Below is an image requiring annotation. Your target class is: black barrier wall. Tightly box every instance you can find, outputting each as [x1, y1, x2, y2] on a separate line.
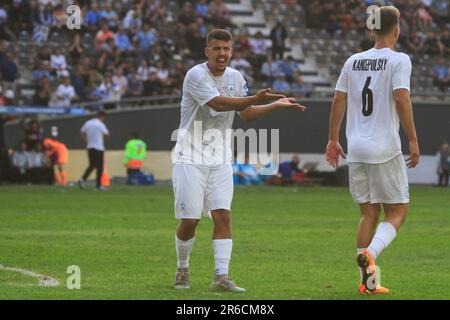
[4, 101, 450, 155]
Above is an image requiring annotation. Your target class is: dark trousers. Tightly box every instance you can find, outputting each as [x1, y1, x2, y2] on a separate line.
[438, 169, 449, 187]
[82, 148, 104, 188]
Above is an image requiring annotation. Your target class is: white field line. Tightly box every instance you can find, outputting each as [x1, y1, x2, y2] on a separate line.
[0, 264, 60, 287]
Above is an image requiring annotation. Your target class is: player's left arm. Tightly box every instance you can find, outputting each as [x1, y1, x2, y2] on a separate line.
[394, 89, 420, 168]
[392, 54, 419, 168]
[238, 98, 306, 122]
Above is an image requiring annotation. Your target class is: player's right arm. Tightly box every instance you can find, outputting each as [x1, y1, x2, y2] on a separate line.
[207, 88, 286, 112]
[326, 90, 347, 168]
[326, 58, 349, 168]
[393, 89, 420, 168]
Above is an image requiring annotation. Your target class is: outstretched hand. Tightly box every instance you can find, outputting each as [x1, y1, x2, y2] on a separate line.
[326, 140, 346, 168]
[273, 97, 306, 111]
[255, 88, 286, 102]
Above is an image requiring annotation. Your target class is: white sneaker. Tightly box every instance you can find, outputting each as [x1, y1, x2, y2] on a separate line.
[96, 186, 107, 191]
[211, 274, 245, 293]
[174, 268, 190, 289]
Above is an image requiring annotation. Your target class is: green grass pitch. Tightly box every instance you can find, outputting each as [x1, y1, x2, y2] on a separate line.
[0, 185, 449, 300]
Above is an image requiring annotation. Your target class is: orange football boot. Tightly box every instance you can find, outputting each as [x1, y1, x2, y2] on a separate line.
[357, 249, 390, 294]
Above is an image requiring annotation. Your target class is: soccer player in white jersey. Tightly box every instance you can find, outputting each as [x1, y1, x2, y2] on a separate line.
[172, 29, 306, 292]
[326, 6, 420, 294]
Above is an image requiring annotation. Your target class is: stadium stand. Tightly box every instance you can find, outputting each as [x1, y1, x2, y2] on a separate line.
[0, 0, 448, 112]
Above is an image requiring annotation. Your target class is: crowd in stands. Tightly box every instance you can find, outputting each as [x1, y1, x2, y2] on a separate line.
[298, 0, 449, 92]
[0, 0, 319, 109]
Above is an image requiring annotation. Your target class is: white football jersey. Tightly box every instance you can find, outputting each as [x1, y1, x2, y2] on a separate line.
[335, 47, 412, 164]
[172, 62, 248, 167]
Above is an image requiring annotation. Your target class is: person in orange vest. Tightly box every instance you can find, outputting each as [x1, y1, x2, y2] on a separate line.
[123, 131, 147, 180]
[42, 138, 69, 186]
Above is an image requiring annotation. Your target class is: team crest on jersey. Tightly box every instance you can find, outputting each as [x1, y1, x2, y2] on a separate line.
[228, 85, 234, 93]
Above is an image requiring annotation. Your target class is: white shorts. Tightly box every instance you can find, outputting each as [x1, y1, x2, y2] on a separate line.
[349, 155, 409, 204]
[172, 163, 234, 219]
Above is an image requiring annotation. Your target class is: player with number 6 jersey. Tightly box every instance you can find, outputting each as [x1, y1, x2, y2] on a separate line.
[326, 5, 420, 294]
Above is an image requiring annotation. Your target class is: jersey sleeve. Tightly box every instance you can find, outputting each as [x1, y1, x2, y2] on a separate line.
[335, 60, 349, 93]
[392, 54, 412, 92]
[185, 70, 220, 106]
[80, 123, 86, 133]
[238, 71, 249, 97]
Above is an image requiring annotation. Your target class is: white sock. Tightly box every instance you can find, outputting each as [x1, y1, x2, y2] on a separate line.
[212, 239, 232, 276]
[368, 222, 397, 260]
[175, 235, 195, 269]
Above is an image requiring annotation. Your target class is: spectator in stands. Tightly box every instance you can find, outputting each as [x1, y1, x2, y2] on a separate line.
[208, 0, 232, 28]
[270, 20, 287, 60]
[85, 2, 102, 33]
[33, 76, 52, 106]
[51, 70, 77, 107]
[423, 31, 442, 55]
[67, 33, 85, 64]
[155, 61, 172, 93]
[234, 31, 251, 58]
[32, 60, 51, 83]
[428, 0, 449, 28]
[115, 25, 133, 54]
[0, 5, 15, 41]
[11, 140, 29, 182]
[95, 20, 115, 51]
[0, 52, 19, 94]
[143, 69, 162, 96]
[432, 57, 449, 92]
[126, 69, 143, 97]
[70, 65, 87, 102]
[291, 72, 310, 98]
[405, 31, 424, 56]
[122, 7, 142, 37]
[261, 56, 280, 85]
[37, 44, 52, 63]
[36, 3, 54, 42]
[440, 30, 450, 55]
[135, 23, 157, 55]
[112, 67, 128, 99]
[50, 48, 67, 78]
[178, 2, 197, 27]
[100, 2, 119, 31]
[273, 74, 291, 94]
[249, 31, 267, 77]
[437, 142, 449, 187]
[195, 0, 209, 20]
[280, 56, 299, 83]
[230, 51, 252, 74]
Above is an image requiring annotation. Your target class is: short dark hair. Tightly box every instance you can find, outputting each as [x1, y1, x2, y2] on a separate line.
[206, 29, 233, 46]
[97, 110, 106, 118]
[131, 131, 139, 139]
[374, 6, 400, 37]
